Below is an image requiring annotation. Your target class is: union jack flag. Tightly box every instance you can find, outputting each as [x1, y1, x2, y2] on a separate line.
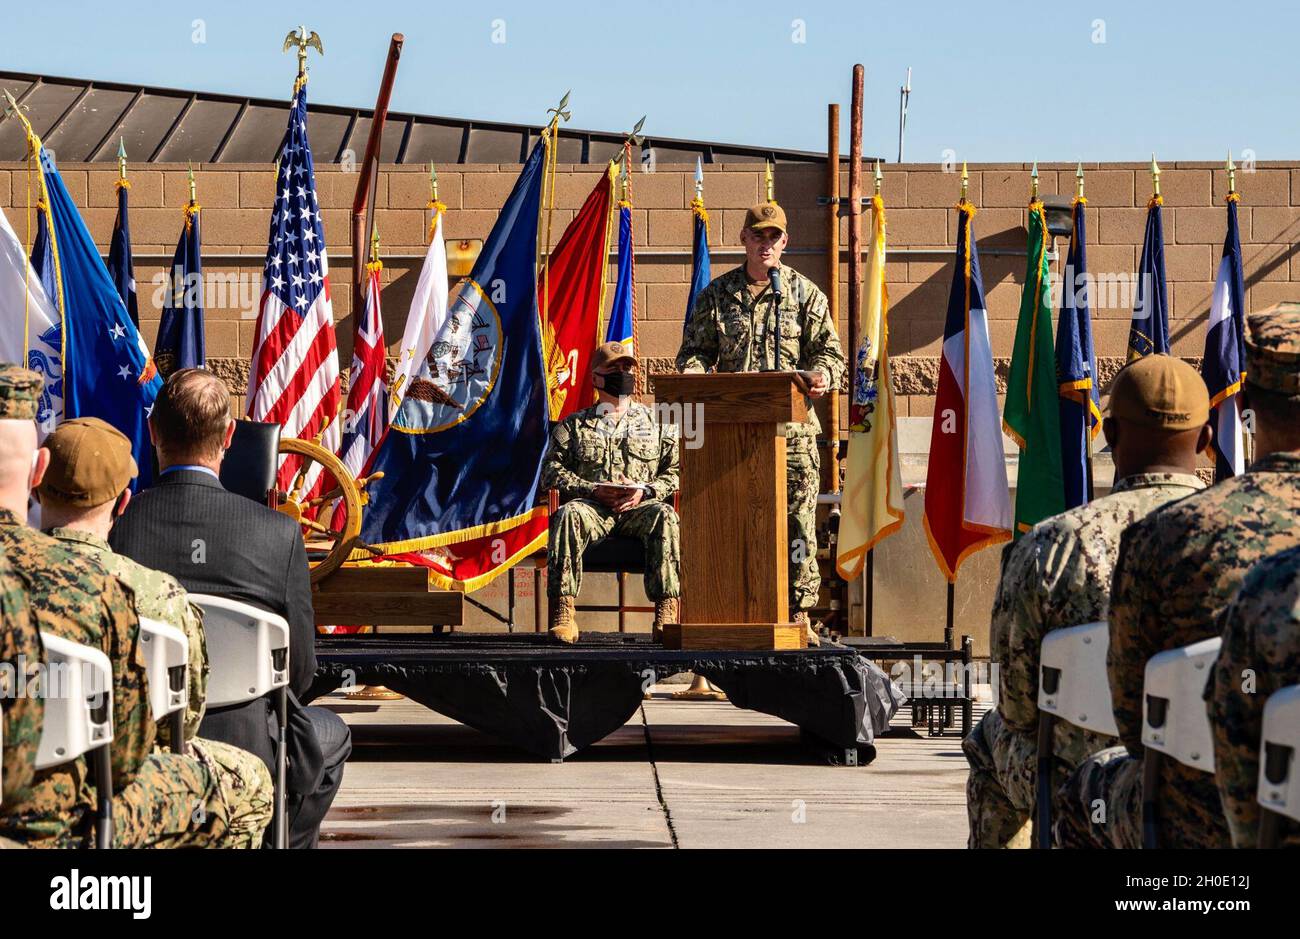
[340, 261, 387, 479]
[246, 79, 341, 499]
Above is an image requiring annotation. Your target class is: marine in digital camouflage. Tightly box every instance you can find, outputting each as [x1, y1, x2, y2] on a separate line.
[1053, 744, 1143, 849]
[47, 526, 272, 847]
[0, 548, 41, 809]
[963, 473, 1204, 848]
[1209, 544, 1300, 849]
[675, 264, 846, 612]
[542, 400, 681, 601]
[1058, 450, 1300, 849]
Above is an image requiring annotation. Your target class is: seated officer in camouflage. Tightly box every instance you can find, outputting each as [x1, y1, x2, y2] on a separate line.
[1211, 545, 1300, 848]
[542, 341, 680, 643]
[963, 355, 1209, 848]
[1057, 305, 1300, 849]
[1, 548, 38, 848]
[675, 201, 846, 644]
[0, 364, 250, 848]
[37, 416, 273, 849]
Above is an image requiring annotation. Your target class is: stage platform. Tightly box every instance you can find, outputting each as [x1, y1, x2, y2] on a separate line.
[306, 633, 904, 763]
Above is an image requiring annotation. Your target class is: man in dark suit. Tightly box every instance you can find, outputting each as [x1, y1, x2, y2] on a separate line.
[110, 368, 350, 848]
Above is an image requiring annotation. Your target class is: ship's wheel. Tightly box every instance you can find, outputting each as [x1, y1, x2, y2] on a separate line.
[274, 433, 382, 583]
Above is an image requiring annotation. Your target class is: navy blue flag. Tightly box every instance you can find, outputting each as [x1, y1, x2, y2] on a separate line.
[1056, 198, 1101, 509]
[29, 206, 59, 310]
[107, 182, 140, 327]
[38, 148, 160, 488]
[360, 138, 549, 552]
[154, 204, 205, 377]
[1201, 194, 1247, 480]
[1127, 198, 1170, 359]
[684, 192, 710, 334]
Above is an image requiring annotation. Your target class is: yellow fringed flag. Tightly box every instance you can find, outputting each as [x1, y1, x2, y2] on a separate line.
[836, 193, 904, 579]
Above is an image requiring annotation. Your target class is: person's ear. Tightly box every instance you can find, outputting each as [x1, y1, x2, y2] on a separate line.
[114, 488, 132, 518]
[1196, 421, 1214, 455]
[1101, 417, 1117, 451]
[222, 418, 236, 450]
[30, 447, 49, 491]
[147, 416, 159, 447]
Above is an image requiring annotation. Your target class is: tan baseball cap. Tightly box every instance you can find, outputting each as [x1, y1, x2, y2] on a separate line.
[38, 417, 138, 507]
[591, 340, 636, 371]
[1108, 354, 1210, 431]
[743, 201, 787, 233]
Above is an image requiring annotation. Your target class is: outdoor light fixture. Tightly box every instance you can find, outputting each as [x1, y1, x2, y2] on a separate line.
[1041, 195, 1074, 237]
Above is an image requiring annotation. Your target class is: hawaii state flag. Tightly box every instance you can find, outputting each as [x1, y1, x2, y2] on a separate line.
[540, 164, 614, 420]
[1201, 191, 1247, 480]
[358, 138, 551, 591]
[1056, 196, 1101, 509]
[339, 259, 387, 480]
[836, 192, 903, 579]
[1128, 195, 1170, 360]
[923, 200, 1012, 581]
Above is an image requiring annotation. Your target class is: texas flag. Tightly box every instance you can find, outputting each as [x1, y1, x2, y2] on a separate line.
[922, 200, 1012, 581]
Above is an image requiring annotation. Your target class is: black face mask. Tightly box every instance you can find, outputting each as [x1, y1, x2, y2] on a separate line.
[599, 370, 635, 397]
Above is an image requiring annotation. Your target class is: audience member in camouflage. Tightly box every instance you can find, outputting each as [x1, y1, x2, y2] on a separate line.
[1058, 308, 1300, 849]
[964, 355, 1209, 848]
[543, 342, 680, 642]
[1209, 545, 1300, 848]
[675, 202, 846, 626]
[0, 549, 40, 809]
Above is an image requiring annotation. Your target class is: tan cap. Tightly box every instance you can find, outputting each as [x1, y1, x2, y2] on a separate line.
[1108, 354, 1210, 431]
[742, 201, 787, 233]
[591, 340, 635, 371]
[38, 417, 138, 507]
[1245, 302, 1300, 395]
[0, 363, 43, 421]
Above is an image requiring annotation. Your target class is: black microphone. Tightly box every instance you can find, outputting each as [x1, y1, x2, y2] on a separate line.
[768, 267, 783, 371]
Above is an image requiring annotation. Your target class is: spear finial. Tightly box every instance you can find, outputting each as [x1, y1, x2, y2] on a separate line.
[960, 161, 969, 202]
[1076, 162, 1085, 199]
[370, 219, 380, 263]
[429, 162, 438, 203]
[1150, 153, 1161, 198]
[874, 159, 882, 196]
[1226, 149, 1236, 195]
[1030, 161, 1039, 200]
[694, 156, 704, 200]
[118, 138, 128, 183]
[187, 160, 197, 203]
[546, 90, 572, 131]
[765, 160, 775, 202]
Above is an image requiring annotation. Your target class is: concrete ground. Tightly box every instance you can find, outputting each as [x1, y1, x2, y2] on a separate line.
[318, 686, 983, 849]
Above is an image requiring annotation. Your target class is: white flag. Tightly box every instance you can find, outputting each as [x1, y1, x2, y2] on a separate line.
[0, 204, 63, 436]
[390, 208, 449, 419]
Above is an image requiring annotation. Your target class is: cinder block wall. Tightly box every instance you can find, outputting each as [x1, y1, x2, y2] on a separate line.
[2, 160, 1296, 641]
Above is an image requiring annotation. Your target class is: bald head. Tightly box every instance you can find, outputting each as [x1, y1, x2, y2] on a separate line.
[0, 419, 47, 521]
[149, 368, 235, 469]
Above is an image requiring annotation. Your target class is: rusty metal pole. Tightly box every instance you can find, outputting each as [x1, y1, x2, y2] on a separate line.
[351, 33, 404, 302]
[847, 66, 867, 635]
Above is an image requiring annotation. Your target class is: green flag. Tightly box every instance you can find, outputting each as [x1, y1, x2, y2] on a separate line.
[1004, 200, 1065, 534]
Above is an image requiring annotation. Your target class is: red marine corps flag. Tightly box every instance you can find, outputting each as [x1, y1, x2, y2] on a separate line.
[923, 177, 1012, 581]
[246, 65, 342, 503]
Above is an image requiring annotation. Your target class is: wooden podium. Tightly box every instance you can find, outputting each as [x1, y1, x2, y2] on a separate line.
[652, 372, 808, 650]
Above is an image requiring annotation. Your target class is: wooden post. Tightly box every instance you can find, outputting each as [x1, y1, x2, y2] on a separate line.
[351, 33, 403, 302]
[945, 581, 955, 650]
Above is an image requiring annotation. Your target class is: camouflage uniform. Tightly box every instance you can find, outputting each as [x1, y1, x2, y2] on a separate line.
[964, 473, 1204, 848]
[1055, 452, 1300, 849]
[0, 510, 240, 848]
[676, 264, 846, 612]
[1, 549, 40, 810]
[1210, 545, 1300, 848]
[542, 401, 680, 600]
[47, 526, 273, 849]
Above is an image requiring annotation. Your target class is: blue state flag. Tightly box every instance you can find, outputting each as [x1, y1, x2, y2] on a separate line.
[1127, 197, 1170, 359]
[1056, 198, 1101, 509]
[604, 203, 634, 350]
[39, 148, 161, 488]
[154, 204, 205, 376]
[684, 191, 710, 334]
[360, 138, 549, 551]
[107, 180, 140, 328]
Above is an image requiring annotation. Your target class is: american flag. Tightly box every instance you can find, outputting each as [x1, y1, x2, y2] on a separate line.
[247, 80, 341, 498]
[340, 260, 387, 479]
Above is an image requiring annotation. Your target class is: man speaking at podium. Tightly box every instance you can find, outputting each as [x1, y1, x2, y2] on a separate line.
[675, 202, 846, 644]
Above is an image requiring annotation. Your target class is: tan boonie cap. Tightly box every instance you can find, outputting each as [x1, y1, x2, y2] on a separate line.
[743, 201, 787, 233]
[0, 363, 42, 421]
[1245, 302, 1300, 395]
[38, 417, 138, 507]
[1108, 354, 1209, 431]
[591, 340, 635, 371]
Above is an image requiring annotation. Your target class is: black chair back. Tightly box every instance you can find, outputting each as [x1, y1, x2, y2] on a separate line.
[219, 420, 282, 505]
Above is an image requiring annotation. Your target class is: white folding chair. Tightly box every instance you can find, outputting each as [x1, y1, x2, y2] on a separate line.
[1258, 684, 1300, 849]
[1140, 636, 1221, 848]
[189, 594, 290, 849]
[35, 632, 114, 848]
[1033, 621, 1119, 848]
[138, 617, 189, 751]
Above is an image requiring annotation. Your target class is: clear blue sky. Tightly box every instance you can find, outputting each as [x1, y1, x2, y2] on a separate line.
[3, 0, 1296, 161]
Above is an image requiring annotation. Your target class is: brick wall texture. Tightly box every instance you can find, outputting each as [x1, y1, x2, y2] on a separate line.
[2, 159, 1298, 421]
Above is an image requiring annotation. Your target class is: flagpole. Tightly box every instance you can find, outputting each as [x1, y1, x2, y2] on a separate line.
[352, 33, 403, 306]
[1077, 163, 1095, 502]
[847, 66, 866, 635]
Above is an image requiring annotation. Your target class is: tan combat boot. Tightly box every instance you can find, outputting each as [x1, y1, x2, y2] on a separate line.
[549, 595, 579, 644]
[793, 611, 820, 647]
[652, 597, 679, 643]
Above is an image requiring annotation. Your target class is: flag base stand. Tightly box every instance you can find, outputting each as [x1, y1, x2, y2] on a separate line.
[662, 623, 807, 651]
[672, 674, 728, 701]
[345, 685, 403, 700]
